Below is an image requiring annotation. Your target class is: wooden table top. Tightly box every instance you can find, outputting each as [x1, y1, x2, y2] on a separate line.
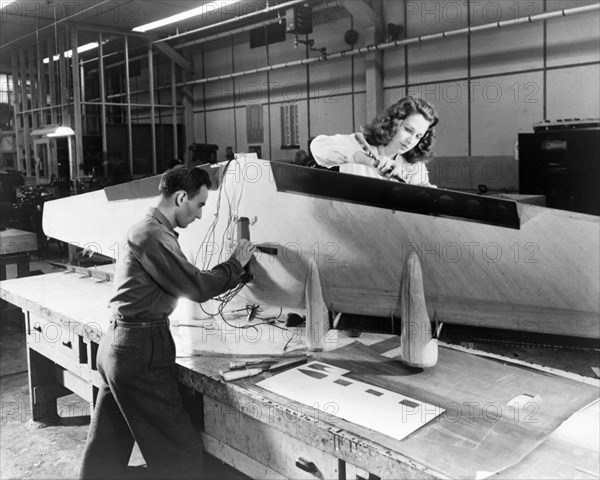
[1, 272, 598, 480]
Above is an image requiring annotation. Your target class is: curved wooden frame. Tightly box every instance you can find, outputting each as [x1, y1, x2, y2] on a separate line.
[43, 156, 600, 339]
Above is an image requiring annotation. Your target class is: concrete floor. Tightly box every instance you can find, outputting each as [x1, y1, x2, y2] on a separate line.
[0, 246, 246, 480]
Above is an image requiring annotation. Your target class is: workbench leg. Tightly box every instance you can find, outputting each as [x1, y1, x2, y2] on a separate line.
[68, 244, 77, 264]
[26, 348, 61, 424]
[0, 252, 30, 280]
[398, 252, 438, 368]
[16, 254, 30, 278]
[87, 340, 100, 413]
[180, 384, 204, 431]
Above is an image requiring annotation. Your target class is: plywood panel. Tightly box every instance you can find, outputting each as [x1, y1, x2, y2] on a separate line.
[498, 400, 600, 479]
[191, 158, 599, 336]
[43, 157, 600, 338]
[307, 340, 600, 479]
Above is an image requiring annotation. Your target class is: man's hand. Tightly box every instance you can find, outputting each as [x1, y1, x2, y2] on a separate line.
[232, 239, 257, 267]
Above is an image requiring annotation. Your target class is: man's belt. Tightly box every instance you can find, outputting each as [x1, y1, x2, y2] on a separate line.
[111, 315, 169, 328]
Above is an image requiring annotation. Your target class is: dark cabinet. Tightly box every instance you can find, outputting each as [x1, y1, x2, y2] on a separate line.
[519, 130, 599, 215]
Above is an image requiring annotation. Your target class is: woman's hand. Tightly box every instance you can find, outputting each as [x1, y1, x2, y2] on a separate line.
[375, 155, 402, 179]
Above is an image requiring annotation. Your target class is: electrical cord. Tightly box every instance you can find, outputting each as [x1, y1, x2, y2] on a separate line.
[194, 158, 235, 267]
[187, 157, 299, 351]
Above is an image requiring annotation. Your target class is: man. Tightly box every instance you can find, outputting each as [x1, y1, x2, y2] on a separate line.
[80, 166, 256, 479]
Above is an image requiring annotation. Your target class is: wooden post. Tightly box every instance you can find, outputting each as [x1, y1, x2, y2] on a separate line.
[27, 348, 61, 424]
[399, 252, 438, 368]
[304, 258, 329, 351]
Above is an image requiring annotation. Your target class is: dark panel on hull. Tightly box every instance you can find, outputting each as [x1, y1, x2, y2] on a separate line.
[271, 163, 521, 229]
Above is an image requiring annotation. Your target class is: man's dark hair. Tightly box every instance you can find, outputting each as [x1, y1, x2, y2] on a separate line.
[159, 166, 212, 198]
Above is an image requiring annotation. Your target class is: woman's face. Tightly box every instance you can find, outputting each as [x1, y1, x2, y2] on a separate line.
[383, 113, 432, 157]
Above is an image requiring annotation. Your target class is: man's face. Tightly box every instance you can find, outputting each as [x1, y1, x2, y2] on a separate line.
[176, 185, 209, 228]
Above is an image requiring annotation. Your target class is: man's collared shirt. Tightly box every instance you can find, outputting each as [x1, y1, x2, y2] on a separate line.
[110, 207, 243, 320]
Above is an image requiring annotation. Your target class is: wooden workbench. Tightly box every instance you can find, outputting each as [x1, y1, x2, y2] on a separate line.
[0, 228, 37, 280]
[1, 272, 598, 480]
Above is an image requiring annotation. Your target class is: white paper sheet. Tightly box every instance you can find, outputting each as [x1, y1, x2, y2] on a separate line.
[257, 361, 445, 441]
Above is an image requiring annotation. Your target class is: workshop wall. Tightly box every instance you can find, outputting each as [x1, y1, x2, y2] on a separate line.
[186, 0, 599, 192]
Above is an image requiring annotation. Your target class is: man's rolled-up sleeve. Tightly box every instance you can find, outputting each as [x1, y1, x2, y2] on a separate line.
[134, 231, 244, 303]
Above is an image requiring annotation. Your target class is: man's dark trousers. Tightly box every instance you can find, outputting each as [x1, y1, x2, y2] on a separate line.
[80, 319, 204, 479]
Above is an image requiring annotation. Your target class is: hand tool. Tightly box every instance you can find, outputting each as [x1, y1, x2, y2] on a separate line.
[228, 359, 273, 370]
[219, 355, 310, 381]
[246, 304, 259, 322]
[256, 244, 278, 255]
[353, 133, 406, 183]
[236, 217, 278, 256]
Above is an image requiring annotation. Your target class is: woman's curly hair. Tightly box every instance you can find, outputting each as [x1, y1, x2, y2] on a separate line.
[361, 96, 439, 163]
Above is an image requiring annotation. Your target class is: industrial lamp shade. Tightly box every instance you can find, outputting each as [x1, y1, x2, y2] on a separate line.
[47, 125, 75, 137]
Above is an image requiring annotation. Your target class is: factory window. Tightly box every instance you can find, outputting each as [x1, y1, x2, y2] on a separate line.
[0, 74, 13, 104]
[246, 105, 263, 143]
[280, 103, 299, 149]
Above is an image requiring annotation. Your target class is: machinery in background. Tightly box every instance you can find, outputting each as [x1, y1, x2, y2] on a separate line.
[189, 143, 219, 165]
[519, 119, 599, 216]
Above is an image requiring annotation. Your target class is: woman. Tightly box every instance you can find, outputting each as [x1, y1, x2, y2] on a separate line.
[310, 96, 439, 186]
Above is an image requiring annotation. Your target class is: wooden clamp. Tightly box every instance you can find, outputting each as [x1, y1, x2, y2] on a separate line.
[304, 258, 329, 352]
[399, 252, 438, 368]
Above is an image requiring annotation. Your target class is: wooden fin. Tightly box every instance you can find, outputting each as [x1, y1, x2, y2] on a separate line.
[304, 258, 329, 352]
[400, 252, 438, 368]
